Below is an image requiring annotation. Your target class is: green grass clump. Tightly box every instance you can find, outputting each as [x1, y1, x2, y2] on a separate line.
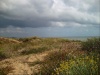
[0, 66, 14, 75]
[81, 38, 100, 52]
[0, 48, 7, 60]
[53, 52, 99, 75]
[0, 52, 6, 60]
[21, 46, 48, 55]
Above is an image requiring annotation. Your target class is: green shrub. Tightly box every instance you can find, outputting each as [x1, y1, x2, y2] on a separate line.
[21, 46, 48, 55]
[0, 48, 6, 60]
[0, 52, 6, 60]
[81, 38, 100, 52]
[53, 52, 99, 75]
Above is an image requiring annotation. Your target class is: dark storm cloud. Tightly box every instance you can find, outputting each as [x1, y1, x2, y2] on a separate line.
[0, 17, 51, 28]
[0, 0, 100, 28]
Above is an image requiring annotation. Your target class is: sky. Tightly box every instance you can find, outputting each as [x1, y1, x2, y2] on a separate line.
[0, 0, 100, 37]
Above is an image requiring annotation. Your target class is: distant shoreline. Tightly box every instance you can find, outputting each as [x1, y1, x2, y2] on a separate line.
[0, 36, 100, 41]
[42, 36, 100, 41]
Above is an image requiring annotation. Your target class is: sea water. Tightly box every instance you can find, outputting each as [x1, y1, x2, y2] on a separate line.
[63, 36, 100, 41]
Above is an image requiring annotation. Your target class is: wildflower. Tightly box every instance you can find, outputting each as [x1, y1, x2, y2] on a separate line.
[85, 56, 89, 59]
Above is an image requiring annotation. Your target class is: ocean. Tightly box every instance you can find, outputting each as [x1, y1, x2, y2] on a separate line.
[62, 36, 100, 41]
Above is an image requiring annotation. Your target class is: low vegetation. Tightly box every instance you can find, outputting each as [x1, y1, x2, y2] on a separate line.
[81, 38, 100, 52]
[52, 52, 99, 75]
[0, 37, 99, 75]
[0, 66, 14, 75]
[21, 46, 48, 55]
[34, 37, 100, 75]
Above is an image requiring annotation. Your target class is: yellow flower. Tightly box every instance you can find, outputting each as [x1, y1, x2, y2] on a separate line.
[90, 59, 94, 63]
[85, 56, 89, 59]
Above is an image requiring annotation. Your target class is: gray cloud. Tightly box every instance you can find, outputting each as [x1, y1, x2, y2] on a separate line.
[0, 0, 99, 28]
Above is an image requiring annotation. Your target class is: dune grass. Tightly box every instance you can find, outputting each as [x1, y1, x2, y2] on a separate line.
[33, 38, 100, 75]
[0, 37, 99, 75]
[0, 37, 69, 60]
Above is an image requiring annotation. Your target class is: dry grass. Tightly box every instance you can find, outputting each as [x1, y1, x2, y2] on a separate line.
[1, 37, 98, 75]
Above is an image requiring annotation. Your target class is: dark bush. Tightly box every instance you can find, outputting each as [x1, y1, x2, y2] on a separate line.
[81, 38, 100, 52]
[0, 66, 14, 75]
[0, 52, 7, 60]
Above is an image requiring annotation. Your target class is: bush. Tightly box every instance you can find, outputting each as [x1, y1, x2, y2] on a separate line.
[0, 66, 14, 75]
[0, 48, 6, 60]
[35, 50, 68, 75]
[0, 52, 6, 60]
[81, 38, 100, 52]
[53, 53, 99, 75]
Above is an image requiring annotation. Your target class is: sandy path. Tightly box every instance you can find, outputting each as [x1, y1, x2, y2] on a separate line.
[0, 50, 52, 75]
